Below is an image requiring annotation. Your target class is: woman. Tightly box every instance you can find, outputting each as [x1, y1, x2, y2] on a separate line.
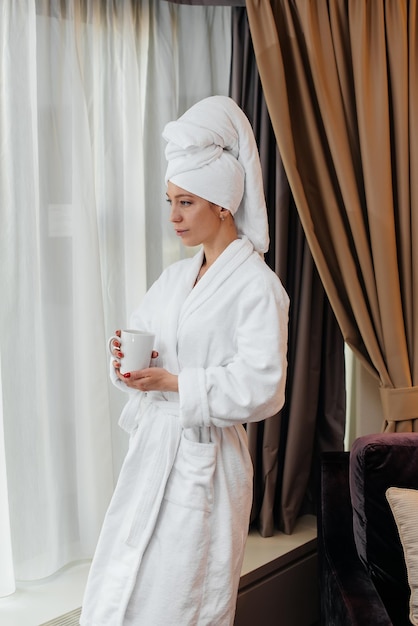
[80, 96, 289, 626]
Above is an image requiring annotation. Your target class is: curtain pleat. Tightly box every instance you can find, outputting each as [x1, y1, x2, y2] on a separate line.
[230, 8, 346, 535]
[247, 0, 418, 432]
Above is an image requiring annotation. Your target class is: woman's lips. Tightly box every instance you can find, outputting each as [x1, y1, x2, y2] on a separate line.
[175, 229, 188, 236]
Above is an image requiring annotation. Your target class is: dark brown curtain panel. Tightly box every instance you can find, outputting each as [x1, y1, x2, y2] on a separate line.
[230, 8, 346, 536]
[246, 0, 418, 432]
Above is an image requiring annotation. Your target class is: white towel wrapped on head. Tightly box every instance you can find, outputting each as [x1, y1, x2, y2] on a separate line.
[163, 95, 269, 254]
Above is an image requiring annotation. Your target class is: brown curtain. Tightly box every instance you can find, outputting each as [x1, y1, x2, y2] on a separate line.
[246, 0, 418, 432]
[230, 8, 346, 535]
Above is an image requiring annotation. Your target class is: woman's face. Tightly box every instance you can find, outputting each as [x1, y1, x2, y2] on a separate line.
[166, 181, 222, 248]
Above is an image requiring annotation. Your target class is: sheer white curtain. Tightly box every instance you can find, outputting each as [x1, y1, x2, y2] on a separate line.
[0, 0, 231, 596]
[142, 1, 233, 284]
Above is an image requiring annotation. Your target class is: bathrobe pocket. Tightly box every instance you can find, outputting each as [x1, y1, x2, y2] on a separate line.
[164, 429, 217, 512]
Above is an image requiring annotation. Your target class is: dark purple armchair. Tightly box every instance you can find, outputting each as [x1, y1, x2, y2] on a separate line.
[317, 432, 418, 626]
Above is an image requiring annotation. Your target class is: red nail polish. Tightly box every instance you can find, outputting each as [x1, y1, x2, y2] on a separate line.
[118, 352, 123, 358]
[123, 373, 131, 378]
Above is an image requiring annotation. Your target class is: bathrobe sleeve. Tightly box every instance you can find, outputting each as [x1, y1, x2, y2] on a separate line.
[178, 270, 289, 429]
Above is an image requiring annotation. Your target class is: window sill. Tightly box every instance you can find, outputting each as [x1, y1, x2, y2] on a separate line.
[0, 515, 317, 626]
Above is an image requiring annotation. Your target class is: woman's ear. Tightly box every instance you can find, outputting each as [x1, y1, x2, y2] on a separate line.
[219, 208, 231, 221]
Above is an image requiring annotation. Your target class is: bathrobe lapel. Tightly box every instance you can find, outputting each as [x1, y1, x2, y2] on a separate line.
[177, 237, 253, 335]
[160, 247, 204, 375]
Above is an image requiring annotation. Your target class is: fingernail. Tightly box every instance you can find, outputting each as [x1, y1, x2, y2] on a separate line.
[123, 373, 131, 378]
[117, 352, 123, 358]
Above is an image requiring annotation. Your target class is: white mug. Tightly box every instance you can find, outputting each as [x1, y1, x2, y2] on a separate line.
[108, 329, 155, 375]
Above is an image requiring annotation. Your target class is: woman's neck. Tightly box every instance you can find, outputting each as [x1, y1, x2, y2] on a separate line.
[203, 222, 238, 269]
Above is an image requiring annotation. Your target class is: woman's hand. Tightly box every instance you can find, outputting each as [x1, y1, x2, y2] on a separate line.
[110, 332, 159, 363]
[116, 366, 178, 393]
[110, 330, 177, 392]
[109, 330, 123, 360]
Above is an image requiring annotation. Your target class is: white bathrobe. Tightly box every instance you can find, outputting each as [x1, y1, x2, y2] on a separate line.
[80, 236, 289, 626]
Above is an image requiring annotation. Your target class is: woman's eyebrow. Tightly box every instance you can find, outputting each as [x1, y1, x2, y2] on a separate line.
[166, 193, 194, 200]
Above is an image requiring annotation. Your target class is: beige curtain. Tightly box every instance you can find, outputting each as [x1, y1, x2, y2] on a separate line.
[246, 0, 418, 432]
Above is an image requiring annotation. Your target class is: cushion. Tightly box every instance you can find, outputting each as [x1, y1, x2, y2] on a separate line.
[386, 487, 418, 626]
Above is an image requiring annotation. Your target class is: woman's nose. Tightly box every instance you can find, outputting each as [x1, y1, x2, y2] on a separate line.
[170, 206, 181, 222]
